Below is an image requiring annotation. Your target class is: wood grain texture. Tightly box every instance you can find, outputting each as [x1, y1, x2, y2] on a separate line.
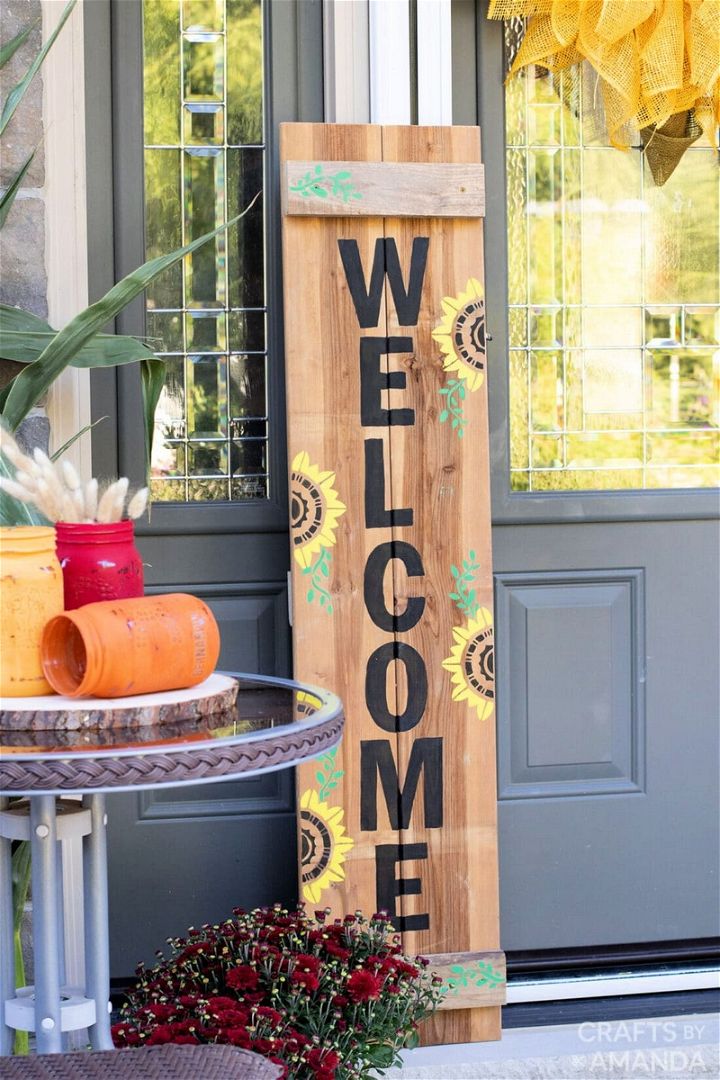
[281, 123, 501, 1046]
[428, 950, 507, 1010]
[283, 161, 485, 217]
[0, 675, 239, 731]
[381, 125, 501, 1045]
[281, 123, 391, 922]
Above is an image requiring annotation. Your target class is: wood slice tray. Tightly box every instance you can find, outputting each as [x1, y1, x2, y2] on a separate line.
[0, 674, 239, 732]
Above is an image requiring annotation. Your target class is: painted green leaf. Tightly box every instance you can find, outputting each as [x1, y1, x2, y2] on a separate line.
[439, 409, 449, 423]
[307, 589, 315, 602]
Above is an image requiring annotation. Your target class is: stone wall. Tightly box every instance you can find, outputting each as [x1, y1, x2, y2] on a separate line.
[0, 0, 47, 318]
[0, 0, 49, 448]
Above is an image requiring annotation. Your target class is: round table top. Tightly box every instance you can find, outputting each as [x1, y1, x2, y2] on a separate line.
[0, 673, 343, 797]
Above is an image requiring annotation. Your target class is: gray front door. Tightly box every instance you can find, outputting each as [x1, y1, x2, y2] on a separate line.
[86, 0, 323, 977]
[469, 9, 720, 953]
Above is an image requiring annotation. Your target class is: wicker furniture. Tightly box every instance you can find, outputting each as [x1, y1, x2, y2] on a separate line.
[0, 674, 343, 1057]
[0, 1043, 282, 1078]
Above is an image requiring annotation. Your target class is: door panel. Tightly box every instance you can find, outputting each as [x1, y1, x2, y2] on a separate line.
[496, 569, 644, 798]
[494, 519, 720, 951]
[459, 6, 720, 957]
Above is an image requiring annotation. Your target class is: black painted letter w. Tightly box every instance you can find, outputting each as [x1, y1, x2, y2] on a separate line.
[338, 237, 429, 329]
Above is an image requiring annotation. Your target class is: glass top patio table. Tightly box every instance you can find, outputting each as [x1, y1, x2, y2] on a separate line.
[0, 673, 344, 797]
[0, 673, 343, 1056]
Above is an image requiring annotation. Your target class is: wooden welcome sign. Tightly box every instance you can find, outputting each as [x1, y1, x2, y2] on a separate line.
[281, 124, 503, 1044]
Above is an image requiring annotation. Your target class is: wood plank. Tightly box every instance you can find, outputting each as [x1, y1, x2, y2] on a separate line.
[283, 161, 485, 218]
[282, 122, 502, 1047]
[381, 124, 501, 1045]
[428, 951, 507, 1010]
[281, 123, 397, 923]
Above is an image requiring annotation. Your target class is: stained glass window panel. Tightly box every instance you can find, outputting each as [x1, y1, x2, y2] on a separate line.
[504, 20, 720, 492]
[143, 0, 267, 504]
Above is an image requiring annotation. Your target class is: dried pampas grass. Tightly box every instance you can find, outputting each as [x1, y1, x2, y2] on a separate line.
[0, 427, 148, 524]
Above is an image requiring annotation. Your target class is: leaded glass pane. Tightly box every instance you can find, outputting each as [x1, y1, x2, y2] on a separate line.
[505, 24, 720, 492]
[142, 0, 267, 503]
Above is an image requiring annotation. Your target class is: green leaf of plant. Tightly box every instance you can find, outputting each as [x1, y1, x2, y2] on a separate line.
[0, 149, 35, 230]
[50, 416, 107, 461]
[365, 1044, 396, 1068]
[307, 589, 315, 602]
[0, 316, 158, 368]
[0, 21, 37, 70]
[315, 771, 324, 785]
[140, 356, 166, 472]
[439, 409, 449, 422]
[0, 0, 76, 137]
[2, 194, 259, 430]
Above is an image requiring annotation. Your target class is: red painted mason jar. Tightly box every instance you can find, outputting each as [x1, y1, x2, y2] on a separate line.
[55, 520, 144, 610]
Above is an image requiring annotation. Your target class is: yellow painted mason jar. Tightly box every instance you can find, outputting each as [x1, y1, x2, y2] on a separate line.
[0, 526, 64, 696]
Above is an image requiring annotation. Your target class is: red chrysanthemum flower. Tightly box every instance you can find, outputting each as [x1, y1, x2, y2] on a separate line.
[291, 970, 320, 992]
[226, 964, 259, 991]
[346, 969, 383, 1002]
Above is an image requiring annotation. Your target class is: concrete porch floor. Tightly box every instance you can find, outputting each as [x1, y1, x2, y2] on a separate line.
[382, 1013, 720, 1078]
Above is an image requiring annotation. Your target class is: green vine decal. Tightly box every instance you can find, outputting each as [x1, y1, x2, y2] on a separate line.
[449, 550, 481, 618]
[290, 164, 362, 204]
[444, 961, 505, 995]
[438, 378, 467, 438]
[315, 746, 344, 803]
[302, 547, 334, 613]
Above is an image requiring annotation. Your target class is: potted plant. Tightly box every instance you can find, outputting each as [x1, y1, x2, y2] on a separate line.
[113, 906, 446, 1078]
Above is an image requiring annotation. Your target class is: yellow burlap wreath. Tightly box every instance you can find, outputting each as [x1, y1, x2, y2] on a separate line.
[487, 0, 720, 182]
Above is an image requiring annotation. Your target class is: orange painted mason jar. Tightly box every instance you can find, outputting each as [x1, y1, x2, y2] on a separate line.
[41, 593, 220, 699]
[0, 526, 64, 697]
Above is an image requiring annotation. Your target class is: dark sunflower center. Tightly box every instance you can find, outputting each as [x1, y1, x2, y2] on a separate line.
[290, 472, 326, 549]
[452, 298, 486, 372]
[463, 626, 494, 700]
[300, 809, 334, 883]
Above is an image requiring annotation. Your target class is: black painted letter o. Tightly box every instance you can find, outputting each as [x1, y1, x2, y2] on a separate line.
[365, 642, 427, 733]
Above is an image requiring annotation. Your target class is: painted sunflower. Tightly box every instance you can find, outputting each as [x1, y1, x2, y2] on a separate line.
[299, 788, 355, 904]
[442, 607, 495, 721]
[431, 277, 487, 392]
[290, 451, 346, 570]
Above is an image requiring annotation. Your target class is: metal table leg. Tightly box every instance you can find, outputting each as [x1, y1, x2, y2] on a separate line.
[0, 797, 16, 1055]
[30, 796, 62, 1054]
[83, 794, 113, 1050]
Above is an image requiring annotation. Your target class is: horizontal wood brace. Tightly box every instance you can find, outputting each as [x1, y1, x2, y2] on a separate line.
[283, 161, 485, 218]
[423, 950, 507, 1010]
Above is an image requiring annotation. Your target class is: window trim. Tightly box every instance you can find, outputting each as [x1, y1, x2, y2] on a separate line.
[85, 0, 324, 537]
[475, 9, 719, 525]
